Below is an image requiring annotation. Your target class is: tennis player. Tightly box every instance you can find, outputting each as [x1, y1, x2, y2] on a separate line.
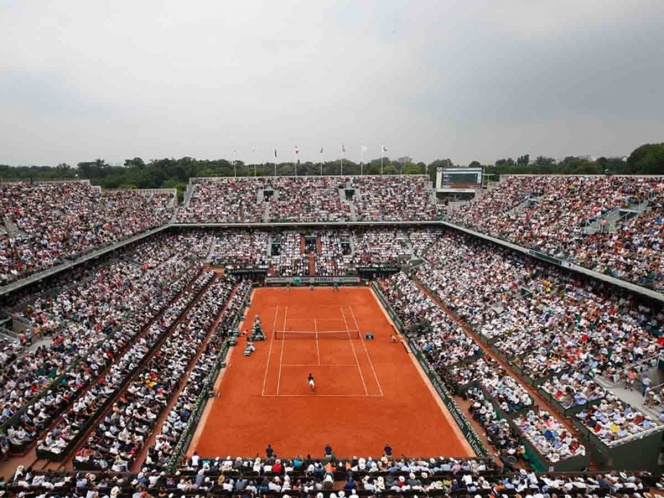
[308, 372, 315, 391]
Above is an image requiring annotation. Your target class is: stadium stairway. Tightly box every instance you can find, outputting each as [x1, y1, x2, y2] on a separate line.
[348, 201, 358, 221]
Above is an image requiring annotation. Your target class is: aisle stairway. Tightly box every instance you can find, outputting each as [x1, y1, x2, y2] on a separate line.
[308, 254, 315, 275]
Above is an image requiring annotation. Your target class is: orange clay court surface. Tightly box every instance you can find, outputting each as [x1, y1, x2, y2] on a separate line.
[189, 287, 473, 458]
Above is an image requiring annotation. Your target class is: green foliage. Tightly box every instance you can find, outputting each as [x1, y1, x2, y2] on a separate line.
[627, 143, 664, 174]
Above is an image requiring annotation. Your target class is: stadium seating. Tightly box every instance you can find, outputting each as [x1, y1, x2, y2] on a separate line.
[176, 175, 443, 225]
[0, 182, 175, 286]
[1, 173, 664, 485]
[449, 175, 664, 290]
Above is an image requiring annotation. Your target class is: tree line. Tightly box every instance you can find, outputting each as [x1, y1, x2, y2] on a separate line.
[0, 143, 662, 195]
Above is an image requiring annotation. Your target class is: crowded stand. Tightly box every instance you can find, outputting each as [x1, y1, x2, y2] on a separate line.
[315, 230, 352, 276]
[71, 275, 236, 471]
[269, 231, 308, 276]
[143, 279, 251, 471]
[351, 230, 412, 268]
[444, 359, 533, 415]
[176, 178, 266, 223]
[579, 189, 664, 290]
[210, 230, 269, 269]
[352, 175, 442, 221]
[0, 182, 174, 286]
[34, 270, 215, 461]
[513, 410, 586, 464]
[413, 230, 662, 385]
[380, 273, 476, 368]
[1, 169, 664, 486]
[379, 272, 581, 463]
[174, 175, 442, 225]
[0, 235, 209, 453]
[449, 175, 664, 290]
[575, 396, 662, 446]
[269, 176, 351, 222]
[4, 457, 660, 498]
[540, 373, 608, 412]
[466, 387, 525, 465]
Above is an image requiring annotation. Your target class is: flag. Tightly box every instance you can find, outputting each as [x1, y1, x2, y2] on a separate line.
[274, 148, 278, 157]
[382, 145, 388, 152]
[251, 147, 256, 153]
[232, 149, 237, 156]
[320, 147, 323, 153]
[342, 144, 346, 153]
[361, 144, 368, 152]
[295, 145, 300, 155]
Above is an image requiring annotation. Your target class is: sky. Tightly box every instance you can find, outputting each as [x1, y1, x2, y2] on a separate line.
[1, 0, 663, 166]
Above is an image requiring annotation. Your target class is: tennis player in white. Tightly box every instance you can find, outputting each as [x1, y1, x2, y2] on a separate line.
[307, 372, 315, 391]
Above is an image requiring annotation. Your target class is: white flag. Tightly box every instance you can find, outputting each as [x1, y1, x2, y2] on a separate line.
[382, 145, 388, 152]
[361, 144, 368, 152]
[251, 147, 256, 153]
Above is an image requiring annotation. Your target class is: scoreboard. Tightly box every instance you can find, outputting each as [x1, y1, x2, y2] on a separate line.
[436, 166, 483, 191]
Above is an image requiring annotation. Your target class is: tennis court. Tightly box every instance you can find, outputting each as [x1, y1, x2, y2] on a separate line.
[189, 286, 474, 458]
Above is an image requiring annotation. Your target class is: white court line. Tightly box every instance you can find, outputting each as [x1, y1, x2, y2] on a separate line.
[273, 329, 360, 335]
[314, 319, 321, 366]
[261, 306, 280, 396]
[281, 364, 360, 367]
[264, 394, 384, 398]
[349, 305, 384, 397]
[276, 306, 288, 396]
[340, 306, 369, 396]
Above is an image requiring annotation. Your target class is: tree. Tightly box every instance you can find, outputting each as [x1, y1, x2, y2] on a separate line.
[627, 143, 664, 174]
[124, 157, 146, 169]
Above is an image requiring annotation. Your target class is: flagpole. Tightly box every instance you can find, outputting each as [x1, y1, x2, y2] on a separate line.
[381, 155, 384, 175]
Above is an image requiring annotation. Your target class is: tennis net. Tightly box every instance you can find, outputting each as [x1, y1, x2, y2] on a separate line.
[274, 329, 361, 340]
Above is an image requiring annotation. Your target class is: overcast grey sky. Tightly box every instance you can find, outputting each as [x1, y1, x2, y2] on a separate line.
[1, 0, 663, 166]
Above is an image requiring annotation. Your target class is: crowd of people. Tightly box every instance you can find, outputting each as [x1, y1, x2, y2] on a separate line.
[2, 457, 660, 498]
[540, 374, 608, 412]
[407, 231, 664, 448]
[143, 279, 252, 471]
[35, 269, 216, 461]
[513, 410, 586, 464]
[210, 230, 269, 269]
[575, 397, 662, 446]
[352, 176, 442, 221]
[72, 274, 237, 471]
[1, 173, 663, 485]
[269, 177, 351, 223]
[176, 178, 266, 223]
[413, 230, 662, 389]
[1, 181, 175, 286]
[0, 235, 212, 455]
[174, 175, 442, 225]
[381, 272, 584, 466]
[449, 175, 664, 290]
